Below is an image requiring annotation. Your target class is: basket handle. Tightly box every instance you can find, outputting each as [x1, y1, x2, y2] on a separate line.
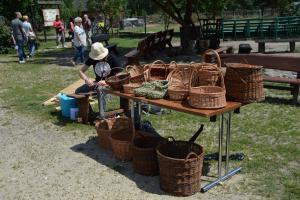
[147, 60, 168, 81]
[125, 65, 135, 72]
[207, 64, 226, 89]
[203, 49, 221, 68]
[185, 152, 198, 162]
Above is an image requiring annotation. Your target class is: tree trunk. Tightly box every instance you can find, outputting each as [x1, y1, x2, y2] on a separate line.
[180, 25, 200, 52]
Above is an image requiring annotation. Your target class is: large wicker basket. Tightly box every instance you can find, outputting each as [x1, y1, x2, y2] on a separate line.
[157, 138, 204, 196]
[95, 117, 132, 150]
[225, 63, 265, 103]
[109, 117, 134, 161]
[167, 63, 193, 101]
[144, 60, 169, 81]
[132, 133, 162, 176]
[189, 66, 226, 109]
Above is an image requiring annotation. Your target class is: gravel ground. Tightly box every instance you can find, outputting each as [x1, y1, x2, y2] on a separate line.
[0, 100, 266, 200]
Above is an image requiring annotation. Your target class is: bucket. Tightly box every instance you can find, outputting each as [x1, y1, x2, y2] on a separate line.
[58, 93, 78, 118]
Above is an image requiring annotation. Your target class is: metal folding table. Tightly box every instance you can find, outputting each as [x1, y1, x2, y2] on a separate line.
[102, 89, 242, 192]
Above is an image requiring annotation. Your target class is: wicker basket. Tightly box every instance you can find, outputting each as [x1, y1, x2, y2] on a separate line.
[132, 134, 162, 176]
[109, 117, 134, 161]
[106, 72, 130, 91]
[190, 49, 223, 86]
[126, 65, 145, 83]
[189, 66, 226, 109]
[144, 60, 169, 81]
[95, 117, 132, 150]
[110, 130, 133, 161]
[225, 63, 265, 103]
[123, 83, 142, 94]
[157, 138, 204, 196]
[167, 63, 193, 101]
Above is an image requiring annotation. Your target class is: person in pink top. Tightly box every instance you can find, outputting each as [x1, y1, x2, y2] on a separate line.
[53, 15, 65, 48]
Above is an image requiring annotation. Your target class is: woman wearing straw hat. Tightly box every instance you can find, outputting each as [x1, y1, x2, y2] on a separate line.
[75, 42, 122, 117]
[76, 42, 122, 94]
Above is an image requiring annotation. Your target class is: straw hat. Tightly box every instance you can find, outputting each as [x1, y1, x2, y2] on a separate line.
[89, 42, 109, 60]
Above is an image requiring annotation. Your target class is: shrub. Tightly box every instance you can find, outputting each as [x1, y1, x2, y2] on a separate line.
[0, 25, 12, 54]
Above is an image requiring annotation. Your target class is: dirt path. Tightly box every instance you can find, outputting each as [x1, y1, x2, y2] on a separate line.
[0, 100, 266, 200]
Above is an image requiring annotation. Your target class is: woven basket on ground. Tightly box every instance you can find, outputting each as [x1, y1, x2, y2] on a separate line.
[109, 117, 134, 161]
[144, 60, 169, 81]
[190, 49, 223, 86]
[126, 65, 145, 83]
[167, 62, 193, 100]
[105, 72, 130, 91]
[132, 133, 163, 176]
[224, 63, 265, 103]
[189, 66, 226, 109]
[156, 138, 204, 196]
[95, 117, 132, 150]
[123, 83, 142, 94]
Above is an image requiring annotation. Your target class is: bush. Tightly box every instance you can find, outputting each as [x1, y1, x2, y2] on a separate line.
[0, 25, 12, 54]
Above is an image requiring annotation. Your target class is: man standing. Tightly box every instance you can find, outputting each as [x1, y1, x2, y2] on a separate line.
[83, 14, 92, 46]
[11, 12, 26, 64]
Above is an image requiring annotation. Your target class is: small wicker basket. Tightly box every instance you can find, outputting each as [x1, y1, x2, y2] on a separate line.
[190, 49, 223, 86]
[105, 72, 130, 91]
[167, 63, 193, 101]
[144, 60, 169, 81]
[123, 83, 142, 94]
[189, 66, 226, 109]
[126, 65, 145, 83]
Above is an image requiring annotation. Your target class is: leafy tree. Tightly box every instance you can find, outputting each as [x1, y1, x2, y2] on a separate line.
[87, 0, 124, 32]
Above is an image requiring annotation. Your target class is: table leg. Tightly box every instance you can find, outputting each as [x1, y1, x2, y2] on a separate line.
[137, 101, 142, 129]
[218, 114, 224, 177]
[97, 87, 105, 119]
[201, 112, 241, 193]
[225, 112, 231, 173]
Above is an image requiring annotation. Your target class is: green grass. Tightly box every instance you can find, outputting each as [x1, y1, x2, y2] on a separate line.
[0, 37, 299, 199]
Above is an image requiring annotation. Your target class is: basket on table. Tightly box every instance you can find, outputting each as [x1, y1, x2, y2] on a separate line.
[144, 60, 169, 82]
[123, 83, 142, 94]
[126, 65, 145, 83]
[156, 137, 204, 196]
[188, 65, 226, 109]
[190, 49, 223, 86]
[224, 63, 265, 103]
[132, 132, 163, 176]
[167, 62, 193, 101]
[109, 117, 134, 161]
[105, 71, 130, 91]
[95, 117, 132, 150]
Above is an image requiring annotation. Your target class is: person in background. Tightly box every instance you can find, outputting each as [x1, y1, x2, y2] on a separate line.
[23, 15, 36, 57]
[71, 17, 86, 66]
[83, 14, 92, 46]
[53, 15, 65, 48]
[11, 12, 26, 64]
[68, 17, 75, 43]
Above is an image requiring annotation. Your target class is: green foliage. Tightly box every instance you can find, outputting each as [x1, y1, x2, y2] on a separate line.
[60, 0, 80, 21]
[0, 25, 12, 54]
[0, 0, 35, 20]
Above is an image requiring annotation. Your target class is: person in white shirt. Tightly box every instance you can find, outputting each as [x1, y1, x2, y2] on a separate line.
[22, 15, 36, 57]
[71, 17, 86, 65]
